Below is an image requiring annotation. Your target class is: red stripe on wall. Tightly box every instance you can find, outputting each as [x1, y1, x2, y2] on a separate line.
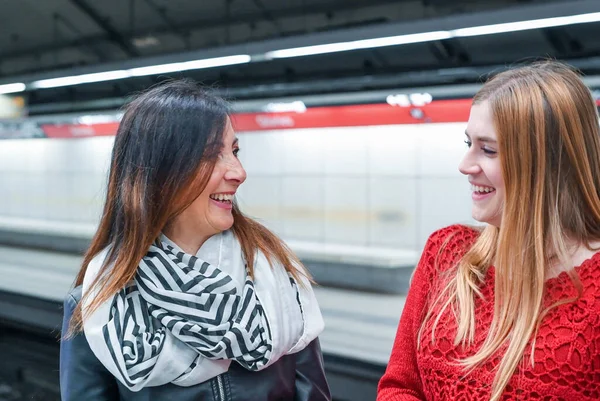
[41, 122, 120, 138]
[37, 98, 478, 138]
[231, 99, 474, 131]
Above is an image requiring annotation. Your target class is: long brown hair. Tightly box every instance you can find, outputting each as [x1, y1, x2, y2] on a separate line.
[420, 61, 600, 400]
[69, 80, 307, 335]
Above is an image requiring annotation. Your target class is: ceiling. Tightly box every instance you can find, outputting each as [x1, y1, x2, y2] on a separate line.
[2, 0, 600, 113]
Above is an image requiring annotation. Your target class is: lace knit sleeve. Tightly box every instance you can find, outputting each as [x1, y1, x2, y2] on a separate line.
[376, 225, 478, 401]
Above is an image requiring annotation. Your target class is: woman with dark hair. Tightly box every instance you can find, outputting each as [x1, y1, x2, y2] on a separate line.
[60, 80, 330, 401]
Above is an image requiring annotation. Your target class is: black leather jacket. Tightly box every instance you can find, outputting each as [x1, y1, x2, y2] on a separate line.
[60, 287, 331, 401]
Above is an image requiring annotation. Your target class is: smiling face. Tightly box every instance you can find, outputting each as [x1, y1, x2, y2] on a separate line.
[166, 118, 246, 248]
[459, 101, 504, 227]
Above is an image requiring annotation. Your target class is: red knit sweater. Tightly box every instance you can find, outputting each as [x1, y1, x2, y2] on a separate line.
[377, 225, 600, 401]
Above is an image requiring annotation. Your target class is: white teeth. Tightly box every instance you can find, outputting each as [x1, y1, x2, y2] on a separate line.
[471, 185, 495, 193]
[210, 193, 234, 201]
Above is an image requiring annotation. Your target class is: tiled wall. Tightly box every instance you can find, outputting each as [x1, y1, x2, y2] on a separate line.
[236, 123, 477, 251]
[0, 137, 113, 224]
[0, 123, 477, 252]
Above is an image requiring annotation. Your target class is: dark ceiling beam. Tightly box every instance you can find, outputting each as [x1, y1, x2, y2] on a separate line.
[70, 0, 140, 57]
[141, 0, 191, 48]
[251, 0, 283, 35]
[53, 12, 108, 62]
[368, 49, 391, 68]
[541, 27, 584, 56]
[0, 0, 396, 60]
[427, 39, 471, 64]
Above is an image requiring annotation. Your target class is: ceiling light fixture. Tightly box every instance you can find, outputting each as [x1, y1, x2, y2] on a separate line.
[31, 70, 131, 89]
[128, 55, 252, 76]
[30, 55, 252, 89]
[0, 83, 26, 94]
[265, 31, 452, 59]
[265, 11, 600, 59]
[451, 11, 600, 37]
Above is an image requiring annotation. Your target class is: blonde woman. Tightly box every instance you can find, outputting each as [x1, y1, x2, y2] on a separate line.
[377, 61, 600, 401]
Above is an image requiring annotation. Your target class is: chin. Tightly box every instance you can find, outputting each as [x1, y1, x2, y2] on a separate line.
[216, 219, 234, 232]
[472, 213, 501, 228]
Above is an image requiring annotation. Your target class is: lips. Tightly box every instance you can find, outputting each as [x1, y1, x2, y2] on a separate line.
[209, 192, 235, 210]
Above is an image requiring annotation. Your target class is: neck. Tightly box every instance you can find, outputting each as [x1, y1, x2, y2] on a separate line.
[162, 222, 212, 255]
[545, 237, 600, 279]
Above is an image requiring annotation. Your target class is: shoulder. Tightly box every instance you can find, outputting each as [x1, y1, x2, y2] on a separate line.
[425, 224, 480, 249]
[82, 247, 112, 290]
[66, 286, 83, 304]
[421, 224, 480, 271]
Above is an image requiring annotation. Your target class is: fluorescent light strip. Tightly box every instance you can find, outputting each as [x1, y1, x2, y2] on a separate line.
[266, 11, 600, 59]
[0, 82, 26, 94]
[452, 11, 600, 37]
[32, 70, 130, 89]
[266, 31, 451, 58]
[129, 55, 251, 76]
[31, 55, 251, 89]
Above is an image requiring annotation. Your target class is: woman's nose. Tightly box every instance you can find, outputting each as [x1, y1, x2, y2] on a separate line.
[458, 153, 481, 176]
[225, 159, 247, 184]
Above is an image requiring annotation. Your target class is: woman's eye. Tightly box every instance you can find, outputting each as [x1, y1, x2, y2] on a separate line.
[482, 147, 497, 155]
[464, 139, 472, 148]
[233, 148, 240, 157]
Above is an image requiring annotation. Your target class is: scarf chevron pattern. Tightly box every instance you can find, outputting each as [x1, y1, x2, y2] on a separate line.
[102, 240, 287, 388]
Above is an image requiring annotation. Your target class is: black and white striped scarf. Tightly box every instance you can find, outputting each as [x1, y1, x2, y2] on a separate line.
[82, 231, 322, 391]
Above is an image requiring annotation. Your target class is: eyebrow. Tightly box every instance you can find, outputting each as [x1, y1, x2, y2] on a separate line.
[465, 130, 497, 143]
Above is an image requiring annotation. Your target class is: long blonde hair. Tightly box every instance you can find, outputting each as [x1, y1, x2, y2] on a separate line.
[421, 61, 600, 400]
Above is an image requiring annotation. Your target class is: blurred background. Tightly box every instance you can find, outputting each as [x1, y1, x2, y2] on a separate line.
[1, 0, 600, 400]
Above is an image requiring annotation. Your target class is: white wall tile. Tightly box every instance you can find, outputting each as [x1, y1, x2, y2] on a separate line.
[0, 143, 10, 172]
[324, 177, 367, 245]
[281, 176, 325, 241]
[417, 177, 476, 249]
[322, 128, 367, 176]
[236, 175, 282, 234]
[46, 172, 73, 221]
[27, 173, 47, 219]
[62, 140, 82, 173]
[237, 133, 283, 176]
[3, 173, 20, 216]
[45, 172, 64, 220]
[44, 140, 71, 173]
[0, 174, 6, 213]
[281, 129, 325, 174]
[10, 172, 30, 217]
[82, 137, 114, 174]
[72, 173, 105, 223]
[417, 123, 468, 177]
[1, 140, 26, 172]
[21, 139, 49, 172]
[368, 177, 417, 249]
[368, 125, 419, 176]
[66, 138, 113, 173]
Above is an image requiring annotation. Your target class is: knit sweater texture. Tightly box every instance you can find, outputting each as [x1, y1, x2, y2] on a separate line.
[377, 225, 600, 401]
